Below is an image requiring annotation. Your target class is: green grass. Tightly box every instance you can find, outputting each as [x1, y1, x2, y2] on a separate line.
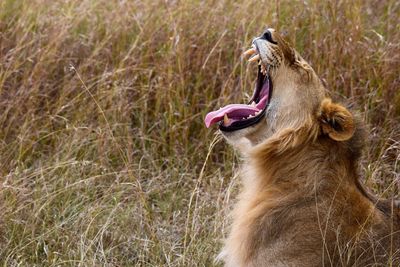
[0, 0, 399, 266]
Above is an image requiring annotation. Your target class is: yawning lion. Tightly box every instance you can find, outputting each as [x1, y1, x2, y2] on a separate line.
[205, 28, 400, 267]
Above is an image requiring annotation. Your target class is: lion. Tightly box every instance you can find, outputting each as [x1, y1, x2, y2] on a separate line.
[205, 28, 400, 267]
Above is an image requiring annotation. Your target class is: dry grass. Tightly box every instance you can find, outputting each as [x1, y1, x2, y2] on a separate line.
[0, 0, 399, 266]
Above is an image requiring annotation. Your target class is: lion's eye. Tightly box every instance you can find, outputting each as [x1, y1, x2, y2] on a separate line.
[261, 31, 277, 44]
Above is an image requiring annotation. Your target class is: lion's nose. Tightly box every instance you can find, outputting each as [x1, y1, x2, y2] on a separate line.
[260, 30, 277, 44]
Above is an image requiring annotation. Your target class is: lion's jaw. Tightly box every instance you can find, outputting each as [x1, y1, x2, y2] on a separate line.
[219, 29, 326, 152]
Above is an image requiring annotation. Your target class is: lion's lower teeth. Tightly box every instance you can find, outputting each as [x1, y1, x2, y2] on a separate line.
[223, 114, 230, 125]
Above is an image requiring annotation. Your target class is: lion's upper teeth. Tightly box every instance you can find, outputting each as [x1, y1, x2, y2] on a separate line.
[261, 65, 267, 74]
[248, 54, 260, 63]
[243, 47, 256, 57]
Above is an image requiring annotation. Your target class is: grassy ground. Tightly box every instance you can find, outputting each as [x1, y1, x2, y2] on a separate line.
[0, 0, 399, 266]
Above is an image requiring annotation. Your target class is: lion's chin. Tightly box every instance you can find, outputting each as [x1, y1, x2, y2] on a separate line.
[221, 118, 270, 151]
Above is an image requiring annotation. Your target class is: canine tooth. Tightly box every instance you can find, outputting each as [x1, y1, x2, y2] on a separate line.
[261, 64, 266, 74]
[243, 48, 256, 57]
[223, 114, 229, 125]
[248, 54, 260, 63]
[250, 101, 256, 107]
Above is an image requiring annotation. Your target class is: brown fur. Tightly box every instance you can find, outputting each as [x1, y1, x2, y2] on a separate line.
[218, 29, 400, 267]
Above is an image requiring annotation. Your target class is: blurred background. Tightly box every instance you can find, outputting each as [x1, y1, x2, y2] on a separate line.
[0, 0, 399, 266]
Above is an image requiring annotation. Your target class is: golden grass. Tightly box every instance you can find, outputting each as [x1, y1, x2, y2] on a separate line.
[0, 0, 399, 266]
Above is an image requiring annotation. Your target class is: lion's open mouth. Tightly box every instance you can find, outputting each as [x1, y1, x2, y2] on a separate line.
[205, 61, 272, 132]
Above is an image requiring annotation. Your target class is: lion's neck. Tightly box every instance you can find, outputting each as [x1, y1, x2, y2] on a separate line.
[247, 138, 359, 196]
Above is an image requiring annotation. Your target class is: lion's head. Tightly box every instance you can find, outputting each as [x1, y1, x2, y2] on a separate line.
[205, 28, 355, 152]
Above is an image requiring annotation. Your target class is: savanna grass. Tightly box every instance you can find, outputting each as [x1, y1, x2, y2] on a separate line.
[0, 0, 399, 266]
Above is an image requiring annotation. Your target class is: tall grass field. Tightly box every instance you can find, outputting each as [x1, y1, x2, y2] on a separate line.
[0, 0, 399, 266]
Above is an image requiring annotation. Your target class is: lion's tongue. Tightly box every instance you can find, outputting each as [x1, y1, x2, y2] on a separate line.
[204, 104, 260, 128]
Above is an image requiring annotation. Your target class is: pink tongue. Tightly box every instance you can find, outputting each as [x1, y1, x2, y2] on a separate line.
[204, 104, 259, 128]
[205, 79, 270, 128]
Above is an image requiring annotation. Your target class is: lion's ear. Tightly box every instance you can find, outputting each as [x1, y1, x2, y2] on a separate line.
[319, 98, 355, 141]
